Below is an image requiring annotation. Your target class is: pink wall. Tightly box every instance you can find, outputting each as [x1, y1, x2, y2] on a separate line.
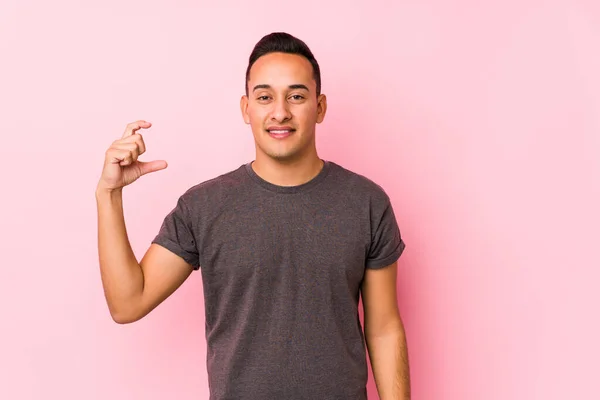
[1, 1, 599, 399]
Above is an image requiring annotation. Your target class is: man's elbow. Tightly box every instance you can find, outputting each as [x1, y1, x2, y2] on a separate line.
[110, 311, 140, 324]
[107, 301, 145, 324]
[365, 316, 405, 339]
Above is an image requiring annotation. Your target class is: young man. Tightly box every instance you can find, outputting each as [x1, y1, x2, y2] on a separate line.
[96, 32, 410, 399]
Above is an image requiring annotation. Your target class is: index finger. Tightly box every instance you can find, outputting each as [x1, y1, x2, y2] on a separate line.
[122, 120, 152, 139]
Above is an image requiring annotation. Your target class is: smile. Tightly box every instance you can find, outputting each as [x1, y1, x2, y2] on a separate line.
[267, 128, 295, 139]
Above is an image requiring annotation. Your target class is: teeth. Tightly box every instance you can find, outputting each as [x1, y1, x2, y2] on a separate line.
[270, 130, 290, 134]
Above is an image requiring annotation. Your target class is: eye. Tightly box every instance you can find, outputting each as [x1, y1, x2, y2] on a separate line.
[256, 95, 271, 101]
[289, 94, 304, 101]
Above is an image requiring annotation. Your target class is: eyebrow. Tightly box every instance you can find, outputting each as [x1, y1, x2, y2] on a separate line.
[252, 84, 310, 92]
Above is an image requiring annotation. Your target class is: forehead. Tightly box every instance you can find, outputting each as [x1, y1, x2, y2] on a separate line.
[248, 52, 315, 88]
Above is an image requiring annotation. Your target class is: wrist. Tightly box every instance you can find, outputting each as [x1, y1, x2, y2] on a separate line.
[95, 184, 123, 200]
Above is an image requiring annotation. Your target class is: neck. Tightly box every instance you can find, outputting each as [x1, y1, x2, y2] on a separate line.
[251, 152, 324, 187]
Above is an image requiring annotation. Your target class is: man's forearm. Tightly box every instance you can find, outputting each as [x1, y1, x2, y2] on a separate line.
[96, 187, 144, 322]
[366, 324, 411, 399]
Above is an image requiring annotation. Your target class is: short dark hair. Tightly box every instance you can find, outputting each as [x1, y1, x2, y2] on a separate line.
[245, 32, 321, 97]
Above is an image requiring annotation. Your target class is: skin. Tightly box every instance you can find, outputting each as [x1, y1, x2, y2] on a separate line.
[96, 121, 193, 324]
[362, 262, 412, 399]
[240, 52, 327, 187]
[95, 51, 410, 398]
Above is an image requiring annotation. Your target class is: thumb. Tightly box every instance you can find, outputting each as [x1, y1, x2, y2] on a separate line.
[139, 160, 168, 176]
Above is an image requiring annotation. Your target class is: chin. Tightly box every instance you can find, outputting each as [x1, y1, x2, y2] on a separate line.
[258, 147, 300, 162]
[266, 152, 298, 162]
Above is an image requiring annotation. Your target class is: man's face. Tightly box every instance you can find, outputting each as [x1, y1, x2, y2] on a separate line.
[240, 52, 327, 163]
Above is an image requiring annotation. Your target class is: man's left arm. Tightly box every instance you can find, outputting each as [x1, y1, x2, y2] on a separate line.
[361, 261, 411, 400]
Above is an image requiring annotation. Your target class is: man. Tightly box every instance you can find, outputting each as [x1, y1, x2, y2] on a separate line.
[96, 32, 410, 399]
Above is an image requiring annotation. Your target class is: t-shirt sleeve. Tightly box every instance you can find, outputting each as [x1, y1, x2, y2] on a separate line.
[366, 195, 406, 269]
[151, 195, 201, 270]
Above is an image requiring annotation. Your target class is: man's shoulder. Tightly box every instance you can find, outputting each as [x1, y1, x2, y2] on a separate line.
[178, 162, 249, 204]
[327, 161, 391, 201]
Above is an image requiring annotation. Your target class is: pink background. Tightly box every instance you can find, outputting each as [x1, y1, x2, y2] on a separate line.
[1, 1, 599, 399]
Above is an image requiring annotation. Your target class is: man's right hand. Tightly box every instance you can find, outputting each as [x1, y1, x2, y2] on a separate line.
[97, 120, 168, 192]
[95, 120, 193, 324]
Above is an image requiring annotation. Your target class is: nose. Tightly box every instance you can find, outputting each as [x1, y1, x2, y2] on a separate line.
[270, 97, 292, 122]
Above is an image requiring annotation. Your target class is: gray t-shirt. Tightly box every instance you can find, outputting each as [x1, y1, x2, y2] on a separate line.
[152, 159, 405, 400]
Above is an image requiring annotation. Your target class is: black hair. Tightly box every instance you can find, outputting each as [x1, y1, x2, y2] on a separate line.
[245, 32, 321, 97]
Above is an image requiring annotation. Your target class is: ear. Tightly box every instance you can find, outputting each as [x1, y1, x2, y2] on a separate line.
[316, 94, 327, 124]
[240, 95, 250, 124]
